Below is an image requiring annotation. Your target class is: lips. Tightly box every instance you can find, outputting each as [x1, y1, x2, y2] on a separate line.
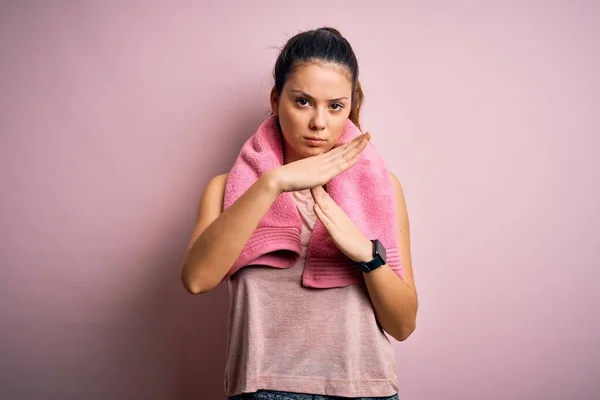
[304, 137, 326, 146]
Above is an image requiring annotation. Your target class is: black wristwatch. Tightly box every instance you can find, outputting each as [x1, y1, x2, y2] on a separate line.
[358, 239, 387, 273]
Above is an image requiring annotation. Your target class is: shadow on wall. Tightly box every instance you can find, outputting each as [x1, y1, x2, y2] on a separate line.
[98, 194, 230, 400]
[114, 108, 269, 400]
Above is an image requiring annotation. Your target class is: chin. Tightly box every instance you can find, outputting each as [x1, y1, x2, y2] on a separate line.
[298, 148, 322, 158]
[284, 139, 331, 162]
[305, 142, 333, 152]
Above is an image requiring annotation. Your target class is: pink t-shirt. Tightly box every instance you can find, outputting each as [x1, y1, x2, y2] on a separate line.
[224, 189, 399, 397]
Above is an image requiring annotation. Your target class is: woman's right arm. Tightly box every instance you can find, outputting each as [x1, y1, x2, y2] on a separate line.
[181, 131, 370, 294]
[181, 171, 281, 294]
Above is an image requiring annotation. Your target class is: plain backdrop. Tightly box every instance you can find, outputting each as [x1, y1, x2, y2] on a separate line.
[1, 1, 599, 399]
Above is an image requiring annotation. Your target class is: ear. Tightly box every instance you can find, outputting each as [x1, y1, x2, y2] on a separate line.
[270, 87, 279, 116]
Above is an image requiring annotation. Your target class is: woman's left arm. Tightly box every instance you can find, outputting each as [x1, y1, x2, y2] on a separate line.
[310, 173, 418, 341]
[361, 172, 418, 341]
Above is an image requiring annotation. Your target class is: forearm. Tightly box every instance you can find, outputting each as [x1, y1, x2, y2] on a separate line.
[182, 172, 281, 293]
[363, 265, 418, 341]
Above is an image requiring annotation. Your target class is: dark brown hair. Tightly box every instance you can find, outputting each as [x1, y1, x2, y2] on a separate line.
[272, 27, 364, 129]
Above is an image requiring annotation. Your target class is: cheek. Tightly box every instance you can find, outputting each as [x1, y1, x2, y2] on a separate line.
[331, 118, 347, 134]
[277, 110, 300, 142]
[279, 105, 306, 129]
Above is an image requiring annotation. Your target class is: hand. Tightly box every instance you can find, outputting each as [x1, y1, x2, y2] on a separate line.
[267, 132, 371, 193]
[310, 185, 374, 263]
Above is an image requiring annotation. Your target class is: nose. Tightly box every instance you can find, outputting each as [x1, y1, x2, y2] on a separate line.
[309, 109, 326, 131]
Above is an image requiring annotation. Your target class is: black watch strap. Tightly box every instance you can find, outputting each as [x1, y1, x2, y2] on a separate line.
[358, 239, 387, 273]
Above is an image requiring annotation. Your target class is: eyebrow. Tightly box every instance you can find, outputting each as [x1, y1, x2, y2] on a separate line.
[290, 89, 349, 102]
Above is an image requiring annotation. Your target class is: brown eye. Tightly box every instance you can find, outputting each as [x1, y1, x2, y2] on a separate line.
[296, 98, 310, 107]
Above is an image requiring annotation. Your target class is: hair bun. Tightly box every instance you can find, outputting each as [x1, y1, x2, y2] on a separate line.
[317, 27, 343, 36]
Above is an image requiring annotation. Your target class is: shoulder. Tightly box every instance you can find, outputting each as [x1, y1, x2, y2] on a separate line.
[389, 172, 405, 198]
[389, 171, 408, 215]
[197, 173, 229, 214]
[184, 173, 230, 254]
[207, 173, 229, 189]
[204, 173, 229, 197]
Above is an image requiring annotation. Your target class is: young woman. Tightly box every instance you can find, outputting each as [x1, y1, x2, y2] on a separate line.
[181, 27, 418, 400]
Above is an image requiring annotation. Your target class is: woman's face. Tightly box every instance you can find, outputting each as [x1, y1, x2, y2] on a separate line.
[272, 62, 353, 164]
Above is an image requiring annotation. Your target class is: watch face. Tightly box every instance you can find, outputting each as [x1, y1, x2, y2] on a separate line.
[374, 239, 387, 263]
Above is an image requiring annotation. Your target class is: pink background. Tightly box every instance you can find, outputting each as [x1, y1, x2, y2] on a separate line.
[1, 1, 598, 399]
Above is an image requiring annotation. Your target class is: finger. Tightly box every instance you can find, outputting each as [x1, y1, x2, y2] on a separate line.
[338, 134, 368, 166]
[324, 152, 357, 178]
[321, 132, 369, 177]
[310, 185, 328, 203]
[323, 138, 366, 171]
[312, 186, 342, 220]
[310, 186, 325, 209]
[319, 186, 342, 213]
[326, 143, 363, 175]
[333, 152, 360, 174]
[342, 132, 370, 154]
[323, 132, 369, 160]
[343, 134, 370, 160]
[313, 203, 335, 229]
[341, 132, 370, 157]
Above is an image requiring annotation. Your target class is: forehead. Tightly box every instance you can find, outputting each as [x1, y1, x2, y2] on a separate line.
[285, 62, 352, 96]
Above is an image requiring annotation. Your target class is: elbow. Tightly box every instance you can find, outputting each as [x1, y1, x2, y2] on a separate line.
[395, 327, 415, 342]
[391, 321, 416, 342]
[182, 280, 206, 295]
[181, 266, 215, 295]
[182, 277, 214, 295]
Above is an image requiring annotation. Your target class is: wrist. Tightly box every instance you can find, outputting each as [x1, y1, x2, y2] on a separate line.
[355, 237, 374, 263]
[260, 169, 284, 195]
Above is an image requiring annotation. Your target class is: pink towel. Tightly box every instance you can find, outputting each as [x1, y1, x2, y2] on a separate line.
[222, 116, 403, 288]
